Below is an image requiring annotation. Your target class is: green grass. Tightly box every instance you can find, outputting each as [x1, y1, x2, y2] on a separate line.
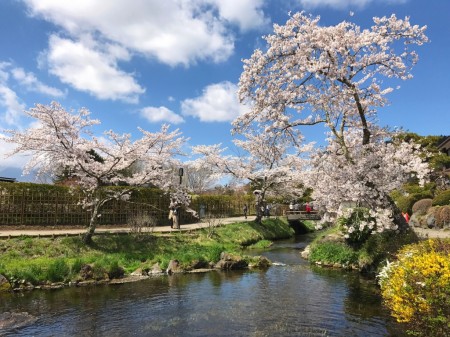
[0, 218, 294, 286]
[309, 241, 359, 265]
[247, 239, 273, 249]
[308, 226, 419, 273]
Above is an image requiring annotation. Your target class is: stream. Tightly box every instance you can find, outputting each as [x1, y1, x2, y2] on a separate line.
[0, 234, 406, 336]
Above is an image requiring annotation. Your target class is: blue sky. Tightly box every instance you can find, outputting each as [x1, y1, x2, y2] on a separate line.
[1, 0, 449, 181]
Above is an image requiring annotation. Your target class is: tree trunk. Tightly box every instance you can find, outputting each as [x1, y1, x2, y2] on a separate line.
[387, 195, 410, 233]
[255, 211, 263, 224]
[82, 226, 95, 245]
[254, 194, 265, 224]
[83, 203, 100, 244]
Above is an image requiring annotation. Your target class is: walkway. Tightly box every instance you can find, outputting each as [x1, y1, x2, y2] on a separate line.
[0, 216, 251, 238]
[412, 227, 450, 239]
[1, 217, 448, 239]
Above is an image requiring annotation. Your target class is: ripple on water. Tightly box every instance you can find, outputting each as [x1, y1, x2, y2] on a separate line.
[2, 239, 407, 337]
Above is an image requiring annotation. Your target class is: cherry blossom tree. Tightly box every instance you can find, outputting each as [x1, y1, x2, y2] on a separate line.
[304, 128, 428, 234]
[192, 130, 307, 223]
[235, 12, 429, 232]
[182, 162, 218, 195]
[2, 102, 187, 243]
[236, 12, 428, 141]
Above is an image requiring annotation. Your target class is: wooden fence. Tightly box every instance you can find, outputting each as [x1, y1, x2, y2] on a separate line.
[0, 186, 252, 227]
[0, 182, 287, 227]
[0, 188, 177, 227]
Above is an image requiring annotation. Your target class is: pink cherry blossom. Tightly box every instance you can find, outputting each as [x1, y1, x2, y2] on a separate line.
[2, 101, 187, 243]
[234, 12, 429, 232]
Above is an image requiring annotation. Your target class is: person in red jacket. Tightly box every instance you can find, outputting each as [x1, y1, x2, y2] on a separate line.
[305, 202, 311, 213]
[402, 212, 410, 223]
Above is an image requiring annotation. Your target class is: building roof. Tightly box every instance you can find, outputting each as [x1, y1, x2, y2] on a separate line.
[437, 136, 450, 152]
[0, 177, 17, 183]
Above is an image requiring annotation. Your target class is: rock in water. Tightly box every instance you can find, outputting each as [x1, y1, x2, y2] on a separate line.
[0, 274, 11, 292]
[0, 312, 38, 330]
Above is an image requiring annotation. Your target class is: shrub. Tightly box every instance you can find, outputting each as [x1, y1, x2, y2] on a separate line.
[378, 239, 450, 337]
[435, 205, 450, 228]
[358, 230, 419, 273]
[337, 207, 376, 247]
[393, 195, 415, 214]
[128, 213, 157, 236]
[393, 190, 434, 215]
[411, 198, 433, 215]
[432, 189, 450, 206]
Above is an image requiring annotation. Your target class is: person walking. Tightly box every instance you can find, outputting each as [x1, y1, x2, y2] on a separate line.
[265, 204, 271, 218]
[305, 202, 311, 213]
[243, 204, 248, 219]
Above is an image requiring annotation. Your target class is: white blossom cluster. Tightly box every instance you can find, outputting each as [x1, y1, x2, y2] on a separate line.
[235, 12, 428, 135]
[2, 102, 187, 236]
[169, 188, 198, 218]
[303, 128, 429, 231]
[233, 11, 429, 232]
[192, 130, 307, 205]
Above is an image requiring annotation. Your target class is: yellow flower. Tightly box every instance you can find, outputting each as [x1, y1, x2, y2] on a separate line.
[379, 238, 450, 332]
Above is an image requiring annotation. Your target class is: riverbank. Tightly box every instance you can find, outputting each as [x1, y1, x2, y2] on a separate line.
[0, 218, 294, 292]
[302, 223, 450, 275]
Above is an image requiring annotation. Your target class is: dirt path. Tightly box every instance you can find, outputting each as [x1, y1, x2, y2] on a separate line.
[0, 216, 251, 238]
[1, 217, 448, 239]
[412, 227, 450, 239]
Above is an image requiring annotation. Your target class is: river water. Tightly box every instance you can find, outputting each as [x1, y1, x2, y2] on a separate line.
[0, 234, 406, 337]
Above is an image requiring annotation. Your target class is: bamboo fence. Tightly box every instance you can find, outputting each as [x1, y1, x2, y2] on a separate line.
[0, 187, 254, 227]
[0, 188, 178, 227]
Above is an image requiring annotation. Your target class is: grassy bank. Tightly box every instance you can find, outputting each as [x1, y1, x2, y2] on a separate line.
[307, 226, 419, 274]
[0, 218, 294, 289]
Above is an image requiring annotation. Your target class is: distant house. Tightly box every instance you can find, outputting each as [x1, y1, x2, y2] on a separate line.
[437, 136, 450, 156]
[436, 137, 450, 186]
[0, 177, 17, 183]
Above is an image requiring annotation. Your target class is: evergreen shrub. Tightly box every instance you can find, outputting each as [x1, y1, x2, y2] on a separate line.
[435, 205, 450, 228]
[411, 198, 433, 215]
[432, 189, 450, 206]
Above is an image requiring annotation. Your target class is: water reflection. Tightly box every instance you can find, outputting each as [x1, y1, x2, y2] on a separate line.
[0, 236, 406, 337]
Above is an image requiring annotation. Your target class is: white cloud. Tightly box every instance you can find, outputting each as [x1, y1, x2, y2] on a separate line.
[298, 0, 407, 9]
[0, 64, 25, 127]
[181, 81, 249, 122]
[45, 35, 145, 103]
[23, 0, 264, 67]
[11, 67, 66, 97]
[0, 134, 30, 170]
[0, 85, 25, 127]
[205, 0, 269, 31]
[140, 106, 184, 124]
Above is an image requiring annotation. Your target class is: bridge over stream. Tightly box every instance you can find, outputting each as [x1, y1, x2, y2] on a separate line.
[285, 211, 321, 234]
[286, 211, 321, 221]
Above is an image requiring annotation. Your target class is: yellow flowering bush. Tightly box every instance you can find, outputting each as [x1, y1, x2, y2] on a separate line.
[378, 239, 450, 336]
